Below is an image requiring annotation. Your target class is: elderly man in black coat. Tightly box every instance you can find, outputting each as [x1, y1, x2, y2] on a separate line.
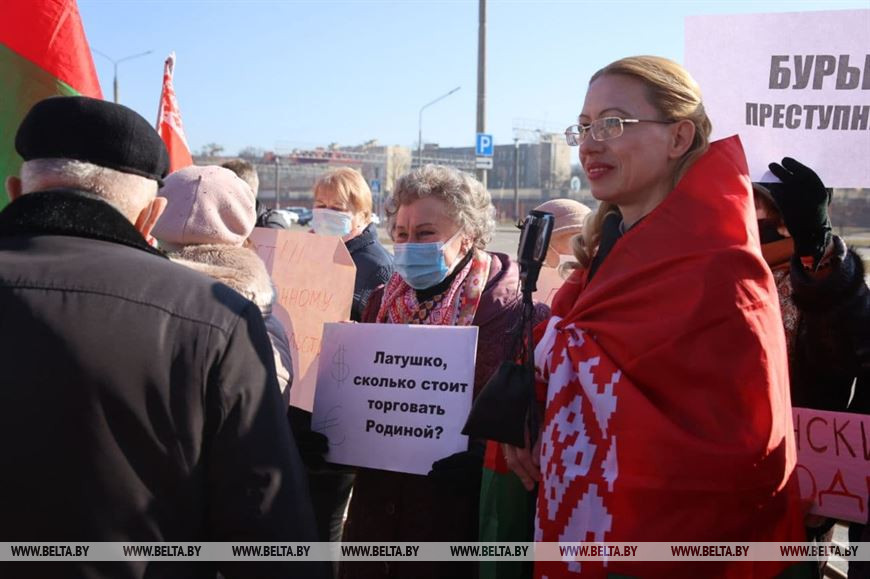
[0, 97, 325, 579]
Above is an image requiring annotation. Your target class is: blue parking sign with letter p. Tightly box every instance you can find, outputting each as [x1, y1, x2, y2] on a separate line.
[476, 133, 493, 156]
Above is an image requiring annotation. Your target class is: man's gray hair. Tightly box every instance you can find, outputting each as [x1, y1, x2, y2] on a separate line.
[20, 159, 158, 221]
[387, 165, 496, 249]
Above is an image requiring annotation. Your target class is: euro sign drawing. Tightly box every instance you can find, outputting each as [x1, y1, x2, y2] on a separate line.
[313, 405, 346, 446]
[331, 345, 349, 386]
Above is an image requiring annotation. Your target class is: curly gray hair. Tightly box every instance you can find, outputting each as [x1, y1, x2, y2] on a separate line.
[386, 165, 496, 249]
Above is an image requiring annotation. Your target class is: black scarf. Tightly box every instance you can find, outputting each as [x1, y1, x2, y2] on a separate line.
[586, 212, 623, 282]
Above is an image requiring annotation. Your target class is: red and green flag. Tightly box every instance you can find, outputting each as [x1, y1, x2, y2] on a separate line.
[480, 441, 535, 579]
[0, 0, 102, 207]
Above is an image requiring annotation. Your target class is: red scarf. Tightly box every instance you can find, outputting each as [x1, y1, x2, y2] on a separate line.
[534, 137, 804, 578]
[376, 250, 491, 326]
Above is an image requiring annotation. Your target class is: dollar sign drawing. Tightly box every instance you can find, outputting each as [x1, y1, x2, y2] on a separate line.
[331, 345, 349, 387]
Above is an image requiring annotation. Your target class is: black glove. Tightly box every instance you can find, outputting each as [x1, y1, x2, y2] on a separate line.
[767, 157, 832, 264]
[288, 407, 329, 468]
[427, 443, 485, 492]
[296, 430, 329, 468]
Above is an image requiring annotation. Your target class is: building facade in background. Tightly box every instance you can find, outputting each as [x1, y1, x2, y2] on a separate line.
[195, 136, 579, 220]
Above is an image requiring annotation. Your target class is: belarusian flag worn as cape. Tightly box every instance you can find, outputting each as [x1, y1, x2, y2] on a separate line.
[534, 137, 805, 578]
[0, 0, 102, 207]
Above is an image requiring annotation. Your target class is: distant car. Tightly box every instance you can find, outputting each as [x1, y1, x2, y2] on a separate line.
[272, 209, 299, 227]
[256, 208, 297, 230]
[284, 206, 312, 226]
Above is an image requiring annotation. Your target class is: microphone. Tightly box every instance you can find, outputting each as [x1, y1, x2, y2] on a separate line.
[516, 210, 555, 299]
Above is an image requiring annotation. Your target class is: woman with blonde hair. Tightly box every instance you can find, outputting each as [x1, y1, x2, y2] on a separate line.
[298, 167, 394, 549]
[311, 167, 393, 322]
[504, 56, 805, 578]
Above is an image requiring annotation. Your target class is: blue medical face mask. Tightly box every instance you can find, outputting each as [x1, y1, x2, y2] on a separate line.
[393, 230, 463, 290]
[312, 208, 353, 237]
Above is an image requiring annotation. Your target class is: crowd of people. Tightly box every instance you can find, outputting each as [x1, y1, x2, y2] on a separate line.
[0, 54, 866, 579]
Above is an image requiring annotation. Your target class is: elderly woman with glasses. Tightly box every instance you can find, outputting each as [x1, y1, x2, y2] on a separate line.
[339, 165, 541, 579]
[504, 56, 805, 578]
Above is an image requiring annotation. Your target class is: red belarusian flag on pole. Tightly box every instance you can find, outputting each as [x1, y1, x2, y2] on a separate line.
[156, 52, 192, 172]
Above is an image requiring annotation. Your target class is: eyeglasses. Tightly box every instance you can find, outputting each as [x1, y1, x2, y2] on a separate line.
[564, 117, 673, 145]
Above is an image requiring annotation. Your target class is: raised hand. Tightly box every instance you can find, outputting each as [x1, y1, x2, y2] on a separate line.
[767, 157, 832, 264]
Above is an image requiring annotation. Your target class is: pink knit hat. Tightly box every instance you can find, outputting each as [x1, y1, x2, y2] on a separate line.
[153, 165, 256, 247]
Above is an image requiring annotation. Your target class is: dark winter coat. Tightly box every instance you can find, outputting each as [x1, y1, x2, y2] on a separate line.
[345, 222, 394, 322]
[765, 235, 869, 579]
[340, 252, 526, 579]
[167, 244, 294, 405]
[777, 236, 870, 414]
[0, 190, 325, 579]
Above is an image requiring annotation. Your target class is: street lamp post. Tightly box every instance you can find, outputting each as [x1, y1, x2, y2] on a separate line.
[513, 138, 520, 221]
[476, 0, 487, 187]
[274, 156, 281, 210]
[417, 86, 461, 169]
[92, 49, 153, 104]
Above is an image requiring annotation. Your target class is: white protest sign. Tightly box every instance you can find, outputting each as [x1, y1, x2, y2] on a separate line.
[312, 323, 478, 475]
[249, 228, 356, 411]
[685, 10, 870, 187]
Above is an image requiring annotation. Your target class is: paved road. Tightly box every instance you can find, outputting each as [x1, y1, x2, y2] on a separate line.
[487, 225, 522, 256]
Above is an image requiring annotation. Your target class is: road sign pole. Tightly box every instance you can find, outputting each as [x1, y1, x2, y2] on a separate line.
[514, 138, 520, 221]
[475, 0, 487, 188]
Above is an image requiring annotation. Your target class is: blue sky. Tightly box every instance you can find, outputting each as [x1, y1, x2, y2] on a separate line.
[79, 0, 867, 155]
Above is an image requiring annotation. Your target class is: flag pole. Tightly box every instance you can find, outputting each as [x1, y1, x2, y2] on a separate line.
[156, 53, 175, 129]
[155, 51, 193, 172]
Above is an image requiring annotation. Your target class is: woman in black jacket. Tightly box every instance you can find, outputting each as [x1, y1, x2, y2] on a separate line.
[755, 157, 869, 579]
[294, 168, 394, 564]
[311, 167, 394, 321]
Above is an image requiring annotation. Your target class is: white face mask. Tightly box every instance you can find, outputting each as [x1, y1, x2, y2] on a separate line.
[312, 208, 353, 237]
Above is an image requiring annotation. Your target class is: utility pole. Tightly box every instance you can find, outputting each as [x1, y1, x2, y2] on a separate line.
[274, 157, 281, 209]
[475, 0, 487, 188]
[513, 138, 520, 221]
